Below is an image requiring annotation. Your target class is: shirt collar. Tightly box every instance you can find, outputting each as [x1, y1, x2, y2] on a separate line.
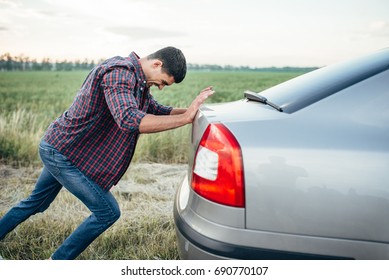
[128, 51, 147, 85]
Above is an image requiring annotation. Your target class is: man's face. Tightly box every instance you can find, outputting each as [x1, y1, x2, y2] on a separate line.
[146, 61, 175, 90]
[146, 73, 174, 90]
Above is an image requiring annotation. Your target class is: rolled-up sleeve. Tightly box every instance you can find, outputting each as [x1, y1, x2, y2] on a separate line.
[103, 69, 146, 133]
[147, 95, 173, 115]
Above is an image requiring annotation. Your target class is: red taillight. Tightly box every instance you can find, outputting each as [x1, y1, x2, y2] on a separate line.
[191, 123, 245, 207]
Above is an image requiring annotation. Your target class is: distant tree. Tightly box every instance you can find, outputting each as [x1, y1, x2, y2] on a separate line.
[41, 58, 52, 71]
[74, 59, 81, 70]
[3, 53, 13, 71]
[89, 59, 96, 69]
[31, 59, 41, 71]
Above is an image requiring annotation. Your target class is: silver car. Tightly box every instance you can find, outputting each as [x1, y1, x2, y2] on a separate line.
[174, 48, 389, 259]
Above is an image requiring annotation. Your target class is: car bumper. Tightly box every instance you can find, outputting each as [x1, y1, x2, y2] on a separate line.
[174, 176, 351, 260]
[174, 206, 348, 260]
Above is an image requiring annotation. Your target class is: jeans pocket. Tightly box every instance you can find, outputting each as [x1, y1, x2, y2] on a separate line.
[39, 141, 52, 155]
[39, 141, 71, 177]
[39, 147, 60, 177]
[53, 151, 74, 168]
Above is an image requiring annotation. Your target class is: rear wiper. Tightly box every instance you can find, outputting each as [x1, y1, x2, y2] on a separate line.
[244, 90, 283, 112]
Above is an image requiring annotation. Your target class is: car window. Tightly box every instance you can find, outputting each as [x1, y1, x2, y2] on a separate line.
[323, 69, 389, 128]
[259, 48, 389, 113]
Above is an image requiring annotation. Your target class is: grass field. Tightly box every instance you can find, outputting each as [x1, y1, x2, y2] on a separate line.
[0, 70, 305, 259]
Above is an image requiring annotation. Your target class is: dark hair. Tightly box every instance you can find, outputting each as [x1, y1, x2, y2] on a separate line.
[147, 46, 187, 83]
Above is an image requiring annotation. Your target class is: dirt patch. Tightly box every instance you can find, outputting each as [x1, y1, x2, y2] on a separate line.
[114, 163, 187, 215]
[0, 163, 187, 214]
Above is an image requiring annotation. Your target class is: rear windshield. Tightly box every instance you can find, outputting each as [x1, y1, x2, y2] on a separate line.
[260, 48, 389, 113]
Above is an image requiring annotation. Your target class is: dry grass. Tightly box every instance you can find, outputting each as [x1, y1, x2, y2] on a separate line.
[0, 163, 186, 260]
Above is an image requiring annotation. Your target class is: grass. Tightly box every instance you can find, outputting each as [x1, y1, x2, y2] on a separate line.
[0, 211, 178, 260]
[0, 71, 82, 166]
[0, 70, 306, 259]
[0, 163, 184, 260]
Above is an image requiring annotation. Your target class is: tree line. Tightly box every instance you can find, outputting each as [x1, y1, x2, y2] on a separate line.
[0, 53, 100, 71]
[0, 52, 318, 72]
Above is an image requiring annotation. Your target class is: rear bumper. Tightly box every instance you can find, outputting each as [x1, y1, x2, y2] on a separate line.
[173, 176, 350, 260]
[174, 214, 228, 260]
[174, 175, 389, 260]
[174, 205, 347, 260]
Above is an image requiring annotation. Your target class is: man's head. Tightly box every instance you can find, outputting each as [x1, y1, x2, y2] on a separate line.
[140, 46, 186, 90]
[147, 46, 187, 84]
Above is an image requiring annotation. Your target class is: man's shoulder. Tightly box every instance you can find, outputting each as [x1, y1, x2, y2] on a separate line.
[90, 56, 136, 81]
[91, 52, 143, 82]
[102, 55, 136, 69]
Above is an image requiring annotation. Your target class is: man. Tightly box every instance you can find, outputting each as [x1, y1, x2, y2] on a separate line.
[0, 46, 214, 260]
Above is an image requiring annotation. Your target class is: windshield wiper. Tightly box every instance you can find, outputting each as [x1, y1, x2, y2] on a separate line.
[244, 90, 283, 112]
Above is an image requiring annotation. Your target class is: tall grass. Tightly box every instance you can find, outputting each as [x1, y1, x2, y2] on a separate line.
[0, 71, 84, 166]
[0, 109, 44, 164]
[0, 71, 304, 166]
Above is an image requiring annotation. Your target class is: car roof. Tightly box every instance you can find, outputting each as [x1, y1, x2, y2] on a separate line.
[260, 48, 389, 113]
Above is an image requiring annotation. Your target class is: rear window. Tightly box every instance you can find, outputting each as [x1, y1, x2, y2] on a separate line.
[260, 48, 389, 113]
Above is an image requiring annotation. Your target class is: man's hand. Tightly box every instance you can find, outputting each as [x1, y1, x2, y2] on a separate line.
[139, 86, 215, 133]
[184, 86, 215, 123]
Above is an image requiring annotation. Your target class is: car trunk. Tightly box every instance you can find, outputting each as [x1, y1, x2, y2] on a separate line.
[222, 103, 389, 244]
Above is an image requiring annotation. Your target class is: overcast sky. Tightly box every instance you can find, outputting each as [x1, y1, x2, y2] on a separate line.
[1, 0, 388, 67]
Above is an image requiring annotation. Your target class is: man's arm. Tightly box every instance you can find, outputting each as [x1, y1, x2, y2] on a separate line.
[170, 108, 187, 115]
[139, 87, 214, 134]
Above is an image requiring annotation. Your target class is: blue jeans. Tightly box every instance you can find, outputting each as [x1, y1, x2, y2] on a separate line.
[0, 140, 121, 259]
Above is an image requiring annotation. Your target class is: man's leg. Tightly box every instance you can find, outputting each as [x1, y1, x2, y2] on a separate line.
[0, 166, 63, 240]
[39, 141, 121, 260]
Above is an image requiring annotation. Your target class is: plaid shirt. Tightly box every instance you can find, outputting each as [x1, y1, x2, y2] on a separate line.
[44, 52, 172, 191]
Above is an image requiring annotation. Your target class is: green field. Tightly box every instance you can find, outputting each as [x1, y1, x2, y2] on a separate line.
[0, 70, 304, 166]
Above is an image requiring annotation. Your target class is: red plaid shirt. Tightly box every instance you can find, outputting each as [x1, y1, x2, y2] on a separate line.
[44, 52, 172, 191]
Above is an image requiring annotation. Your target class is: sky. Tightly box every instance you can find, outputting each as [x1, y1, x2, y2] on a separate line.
[0, 0, 388, 67]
